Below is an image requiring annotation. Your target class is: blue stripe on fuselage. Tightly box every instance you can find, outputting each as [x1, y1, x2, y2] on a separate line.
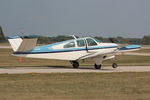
[13, 45, 118, 54]
[30, 40, 74, 52]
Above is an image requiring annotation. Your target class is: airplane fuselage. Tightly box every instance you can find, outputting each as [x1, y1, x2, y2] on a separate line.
[13, 37, 118, 61]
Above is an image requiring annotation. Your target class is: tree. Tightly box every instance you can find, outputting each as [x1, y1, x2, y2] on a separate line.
[142, 36, 150, 45]
[0, 26, 6, 42]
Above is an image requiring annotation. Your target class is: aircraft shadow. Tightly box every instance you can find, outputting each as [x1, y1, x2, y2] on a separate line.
[46, 66, 72, 69]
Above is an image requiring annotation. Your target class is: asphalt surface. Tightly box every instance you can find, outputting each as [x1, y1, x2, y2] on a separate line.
[0, 66, 150, 74]
[0, 46, 11, 49]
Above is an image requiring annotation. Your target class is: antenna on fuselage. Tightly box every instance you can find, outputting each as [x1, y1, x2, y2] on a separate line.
[70, 35, 77, 39]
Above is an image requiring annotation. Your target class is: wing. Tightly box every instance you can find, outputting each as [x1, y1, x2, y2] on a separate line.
[115, 45, 141, 52]
[77, 45, 141, 60]
[77, 51, 114, 60]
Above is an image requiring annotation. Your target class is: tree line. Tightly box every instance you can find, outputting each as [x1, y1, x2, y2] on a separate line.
[0, 25, 150, 45]
[37, 35, 150, 45]
[0, 26, 6, 42]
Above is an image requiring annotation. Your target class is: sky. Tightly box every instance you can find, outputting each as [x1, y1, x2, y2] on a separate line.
[0, 0, 150, 38]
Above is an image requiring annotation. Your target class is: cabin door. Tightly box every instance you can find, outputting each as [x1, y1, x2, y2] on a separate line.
[85, 38, 98, 52]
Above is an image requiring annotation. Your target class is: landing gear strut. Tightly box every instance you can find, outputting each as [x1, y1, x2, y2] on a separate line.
[112, 58, 118, 68]
[71, 61, 79, 68]
[94, 64, 101, 69]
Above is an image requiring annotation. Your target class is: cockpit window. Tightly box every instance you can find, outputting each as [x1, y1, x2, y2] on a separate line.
[86, 38, 97, 46]
[64, 42, 75, 48]
[93, 38, 101, 43]
[77, 39, 85, 47]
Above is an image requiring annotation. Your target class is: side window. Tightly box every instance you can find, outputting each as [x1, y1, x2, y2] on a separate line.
[64, 42, 75, 48]
[77, 39, 85, 47]
[86, 38, 97, 46]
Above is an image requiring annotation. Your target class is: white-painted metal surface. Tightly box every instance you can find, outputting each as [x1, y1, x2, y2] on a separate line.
[8, 38, 22, 51]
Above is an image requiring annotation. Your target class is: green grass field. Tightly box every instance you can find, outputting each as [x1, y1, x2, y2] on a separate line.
[132, 49, 150, 53]
[0, 72, 150, 100]
[0, 44, 150, 100]
[0, 48, 150, 67]
[0, 43, 10, 46]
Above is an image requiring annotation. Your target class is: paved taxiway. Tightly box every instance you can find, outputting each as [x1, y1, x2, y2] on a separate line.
[0, 66, 150, 74]
[0, 46, 11, 49]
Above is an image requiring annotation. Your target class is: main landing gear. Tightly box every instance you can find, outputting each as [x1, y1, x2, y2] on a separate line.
[94, 64, 101, 69]
[71, 60, 118, 69]
[94, 63, 117, 69]
[71, 61, 79, 68]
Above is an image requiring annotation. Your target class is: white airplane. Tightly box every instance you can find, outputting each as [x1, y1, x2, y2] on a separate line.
[8, 35, 141, 69]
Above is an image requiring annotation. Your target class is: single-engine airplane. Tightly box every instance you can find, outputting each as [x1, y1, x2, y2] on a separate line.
[8, 35, 141, 69]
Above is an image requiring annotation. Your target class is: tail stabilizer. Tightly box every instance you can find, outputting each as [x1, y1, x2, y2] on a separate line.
[8, 36, 23, 51]
[8, 35, 38, 52]
[17, 35, 38, 52]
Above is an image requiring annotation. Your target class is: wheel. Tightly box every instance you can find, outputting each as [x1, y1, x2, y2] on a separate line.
[112, 63, 117, 68]
[94, 64, 101, 69]
[72, 61, 79, 68]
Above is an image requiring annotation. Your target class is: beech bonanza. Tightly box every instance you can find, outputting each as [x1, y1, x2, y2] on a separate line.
[8, 35, 141, 69]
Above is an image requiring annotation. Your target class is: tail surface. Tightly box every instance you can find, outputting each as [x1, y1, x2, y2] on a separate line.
[8, 36, 23, 51]
[8, 35, 38, 52]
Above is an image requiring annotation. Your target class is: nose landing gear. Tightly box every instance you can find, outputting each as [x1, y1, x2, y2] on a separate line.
[112, 63, 118, 68]
[112, 58, 118, 68]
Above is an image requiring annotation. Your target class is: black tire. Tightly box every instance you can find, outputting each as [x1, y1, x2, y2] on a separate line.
[112, 63, 117, 68]
[72, 61, 79, 68]
[94, 64, 101, 69]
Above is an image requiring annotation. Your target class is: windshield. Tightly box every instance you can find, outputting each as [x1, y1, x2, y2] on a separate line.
[86, 38, 97, 46]
[93, 38, 101, 44]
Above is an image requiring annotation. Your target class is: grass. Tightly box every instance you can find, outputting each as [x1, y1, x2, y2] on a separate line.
[0, 72, 150, 100]
[0, 44, 150, 100]
[140, 45, 150, 47]
[0, 43, 10, 46]
[0, 48, 71, 67]
[132, 49, 150, 53]
[0, 48, 150, 67]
